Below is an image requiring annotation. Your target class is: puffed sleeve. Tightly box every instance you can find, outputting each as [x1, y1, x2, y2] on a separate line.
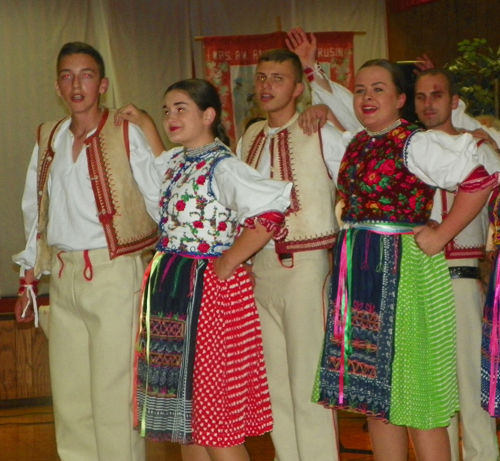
[311, 78, 363, 133]
[405, 129, 499, 190]
[477, 141, 500, 175]
[128, 123, 163, 222]
[12, 144, 41, 275]
[320, 122, 349, 184]
[210, 156, 292, 226]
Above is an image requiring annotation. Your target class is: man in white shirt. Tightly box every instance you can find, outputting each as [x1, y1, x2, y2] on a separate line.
[13, 42, 162, 461]
[238, 48, 344, 461]
[414, 68, 499, 461]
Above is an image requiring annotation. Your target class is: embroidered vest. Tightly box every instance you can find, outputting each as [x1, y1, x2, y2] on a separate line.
[157, 141, 239, 257]
[338, 121, 435, 225]
[241, 113, 337, 253]
[34, 109, 158, 277]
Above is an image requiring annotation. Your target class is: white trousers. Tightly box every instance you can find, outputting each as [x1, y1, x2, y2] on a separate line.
[253, 248, 339, 461]
[48, 248, 145, 461]
[447, 258, 499, 461]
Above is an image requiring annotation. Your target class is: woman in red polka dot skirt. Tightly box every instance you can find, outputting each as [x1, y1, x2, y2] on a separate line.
[118, 79, 292, 461]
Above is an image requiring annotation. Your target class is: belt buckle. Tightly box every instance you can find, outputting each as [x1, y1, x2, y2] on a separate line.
[448, 266, 480, 280]
[278, 252, 293, 261]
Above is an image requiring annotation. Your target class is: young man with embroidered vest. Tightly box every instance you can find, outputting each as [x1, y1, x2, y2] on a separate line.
[13, 42, 163, 461]
[237, 48, 345, 461]
[415, 69, 500, 461]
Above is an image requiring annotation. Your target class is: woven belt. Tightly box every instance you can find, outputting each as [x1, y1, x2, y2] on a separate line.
[346, 222, 416, 233]
[448, 266, 481, 280]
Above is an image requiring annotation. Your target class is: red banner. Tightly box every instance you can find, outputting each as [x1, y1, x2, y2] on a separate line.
[203, 31, 354, 146]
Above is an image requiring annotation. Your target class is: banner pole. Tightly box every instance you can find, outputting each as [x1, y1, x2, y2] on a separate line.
[276, 16, 282, 32]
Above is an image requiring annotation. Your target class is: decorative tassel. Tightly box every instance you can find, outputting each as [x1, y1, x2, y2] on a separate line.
[18, 279, 40, 328]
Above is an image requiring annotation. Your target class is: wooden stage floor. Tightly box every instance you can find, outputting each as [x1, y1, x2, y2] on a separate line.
[0, 405, 421, 461]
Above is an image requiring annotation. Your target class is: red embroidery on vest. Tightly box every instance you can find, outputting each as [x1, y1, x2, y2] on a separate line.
[37, 118, 66, 213]
[246, 130, 266, 166]
[274, 129, 299, 214]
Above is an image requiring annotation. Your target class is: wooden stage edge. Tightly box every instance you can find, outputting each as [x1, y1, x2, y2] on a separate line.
[0, 396, 52, 409]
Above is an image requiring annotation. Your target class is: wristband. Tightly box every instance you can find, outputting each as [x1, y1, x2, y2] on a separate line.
[18, 278, 39, 296]
[303, 62, 324, 82]
[303, 66, 316, 82]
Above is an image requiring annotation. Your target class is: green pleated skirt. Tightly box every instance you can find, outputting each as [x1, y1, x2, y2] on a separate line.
[315, 229, 459, 429]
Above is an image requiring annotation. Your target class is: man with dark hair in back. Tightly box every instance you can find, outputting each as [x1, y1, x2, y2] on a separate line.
[414, 68, 500, 461]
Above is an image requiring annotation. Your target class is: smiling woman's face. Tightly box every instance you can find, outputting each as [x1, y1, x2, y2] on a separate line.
[353, 65, 406, 132]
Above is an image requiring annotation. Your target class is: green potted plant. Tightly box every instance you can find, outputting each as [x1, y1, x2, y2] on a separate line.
[447, 38, 500, 117]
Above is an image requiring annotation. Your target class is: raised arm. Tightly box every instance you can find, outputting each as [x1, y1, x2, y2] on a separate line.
[413, 53, 435, 75]
[286, 27, 332, 94]
[286, 27, 317, 69]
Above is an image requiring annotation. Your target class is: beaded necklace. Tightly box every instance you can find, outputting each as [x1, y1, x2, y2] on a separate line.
[184, 139, 221, 160]
[365, 119, 402, 137]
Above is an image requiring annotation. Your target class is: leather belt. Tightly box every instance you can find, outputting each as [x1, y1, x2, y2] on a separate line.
[278, 252, 293, 261]
[448, 266, 481, 280]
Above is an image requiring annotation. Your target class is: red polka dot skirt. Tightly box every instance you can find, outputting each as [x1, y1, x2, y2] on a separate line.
[192, 262, 273, 447]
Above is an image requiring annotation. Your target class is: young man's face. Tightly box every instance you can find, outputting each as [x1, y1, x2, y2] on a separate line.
[415, 73, 458, 132]
[56, 53, 108, 116]
[254, 59, 303, 124]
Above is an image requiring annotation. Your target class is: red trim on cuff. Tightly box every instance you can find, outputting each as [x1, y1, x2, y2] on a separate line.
[459, 166, 498, 193]
[244, 212, 288, 240]
[303, 66, 315, 82]
[18, 278, 39, 296]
